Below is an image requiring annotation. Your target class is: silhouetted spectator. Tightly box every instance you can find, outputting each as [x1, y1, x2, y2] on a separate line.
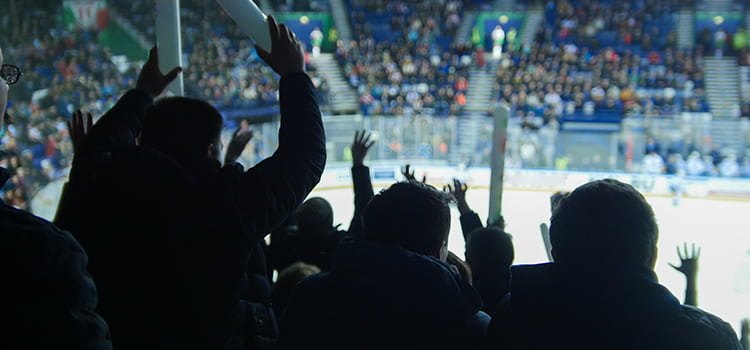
[485, 179, 743, 349]
[271, 262, 321, 322]
[54, 17, 325, 350]
[0, 47, 112, 349]
[270, 197, 346, 272]
[278, 181, 488, 350]
[443, 178, 514, 316]
[741, 319, 749, 350]
[465, 227, 514, 317]
[270, 129, 377, 273]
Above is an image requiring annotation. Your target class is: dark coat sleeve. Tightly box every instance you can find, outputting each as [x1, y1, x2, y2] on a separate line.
[2, 204, 112, 350]
[347, 164, 374, 239]
[78, 89, 153, 156]
[460, 210, 484, 241]
[55, 89, 153, 227]
[237, 72, 326, 242]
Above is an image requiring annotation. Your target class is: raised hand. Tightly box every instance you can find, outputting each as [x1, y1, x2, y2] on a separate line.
[669, 242, 700, 278]
[67, 109, 93, 154]
[256, 15, 305, 76]
[224, 129, 254, 164]
[401, 164, 426, 183]
[135, 46, 183, 98]
[351, 130, 374, 166]
[444, 178, 470, 214]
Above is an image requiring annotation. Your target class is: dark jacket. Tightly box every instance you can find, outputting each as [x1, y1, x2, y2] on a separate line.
[278, 239, 490, 350]
[485, 263, 742, 350]
[0, 168, 112, 350]
[460, 210, 510, 316]
[54, 72, 326, 349]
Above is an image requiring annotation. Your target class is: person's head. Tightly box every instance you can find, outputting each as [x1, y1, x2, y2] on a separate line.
[295, 197, 334, 236]
[140, 97, 223, 165]
[1, 47, 22, 133]
[272, 261, 321, 313]
[363, 181, 453, 261]
[550, 179, 659, 268]
[465, 227, 514, 277]
[550, 191, 568, 214]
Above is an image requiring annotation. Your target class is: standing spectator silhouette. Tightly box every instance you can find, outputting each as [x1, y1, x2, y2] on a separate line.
[278, 181, 489, 350]
[55, 17, 325, 350]
[0, 47, 112, 349]
[485, 179, 743, 350]
[444, 178, 514, 317]
[269, 129, 376, 273]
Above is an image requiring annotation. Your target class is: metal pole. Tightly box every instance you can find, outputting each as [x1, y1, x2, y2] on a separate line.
[488, 104, 510, 223]
[155, 0, 184, 96]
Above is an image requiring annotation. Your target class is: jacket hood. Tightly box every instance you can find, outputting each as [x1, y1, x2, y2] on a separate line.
[331, 239, 482, 324]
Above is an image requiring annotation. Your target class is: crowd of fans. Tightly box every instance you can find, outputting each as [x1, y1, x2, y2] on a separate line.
[2, 3, 750, 349]
[495, 0, 707, 121]
[340, 0, 471, 116]
[495, 43, 708, 119]
[642, 138, 750, 177]
[1, 0, 139, 209]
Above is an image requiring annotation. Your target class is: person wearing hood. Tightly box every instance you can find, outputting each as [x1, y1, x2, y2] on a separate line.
[278, 181, 489, 350]
[0, 48, 112, 349]
[485, 179, 742, 350]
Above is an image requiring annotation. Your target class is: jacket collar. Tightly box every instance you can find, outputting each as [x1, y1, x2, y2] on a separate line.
[0, 166, 9, 188]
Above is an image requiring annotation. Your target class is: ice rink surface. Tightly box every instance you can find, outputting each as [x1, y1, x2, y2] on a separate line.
[310, 184, 750, 334]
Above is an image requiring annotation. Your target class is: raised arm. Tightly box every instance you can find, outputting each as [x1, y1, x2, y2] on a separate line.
[669, 243, 700, 306]
[348, 130, 375, 238]
[445, 178, 483, 240]
[79, 47, 181, 156]
[237, 16, 326, 240]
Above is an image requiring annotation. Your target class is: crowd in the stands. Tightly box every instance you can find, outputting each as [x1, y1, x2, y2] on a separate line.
[340, 0, 471, 116]
[494, 0, 707, 121]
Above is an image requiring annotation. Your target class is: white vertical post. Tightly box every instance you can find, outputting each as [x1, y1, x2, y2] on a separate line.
[215, 0, 272, 52]
[156, 0, 184, 96]
[488, 104, 509, 223]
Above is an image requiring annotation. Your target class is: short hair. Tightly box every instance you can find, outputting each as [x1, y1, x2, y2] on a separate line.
[549, 179, 658, 266]
[465, 227, 514, 276]
[550, 191, 568, 213]
[363, 181, 452, 256]
[272, 262, 321, 317]
[141, 97, 223, 164]
[295, 197, 334, 236]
